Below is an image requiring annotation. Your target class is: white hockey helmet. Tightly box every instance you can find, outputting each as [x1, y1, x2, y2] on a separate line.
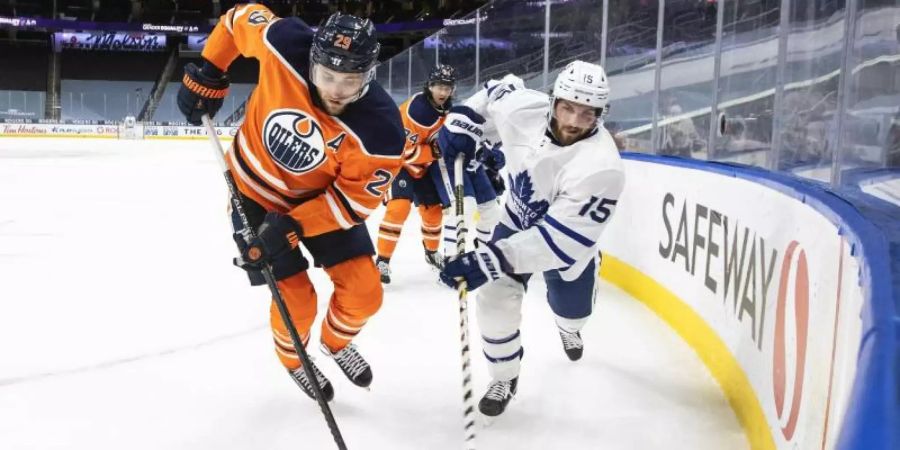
[551, 60, 610, 115]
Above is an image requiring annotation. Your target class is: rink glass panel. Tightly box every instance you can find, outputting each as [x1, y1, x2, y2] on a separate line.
[375, 60, 391, 98]
[656, 0, 717, 161]
[59, 80, 153, 122]
[408, 41, 437, 99]
[434, 11, 479, 100]
[772, 0, 848, 182]
[0, 91, 45, 120]
[478, 0, 547, 90]
[710, 0, 781, 168]
[546, 0, 604, 86]
[602, 0, 660, 152]
[389, 50, 412, 105]
[836, 0, 900, 182]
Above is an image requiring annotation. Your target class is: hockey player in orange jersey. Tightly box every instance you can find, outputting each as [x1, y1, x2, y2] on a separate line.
[177, 5, 405, 402]
[375, 65, 457, 283]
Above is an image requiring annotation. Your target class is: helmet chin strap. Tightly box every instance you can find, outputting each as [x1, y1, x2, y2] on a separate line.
[546, 97, 559, 140]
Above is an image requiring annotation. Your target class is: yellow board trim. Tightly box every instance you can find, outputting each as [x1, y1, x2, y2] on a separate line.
[599, 253, 775, 450]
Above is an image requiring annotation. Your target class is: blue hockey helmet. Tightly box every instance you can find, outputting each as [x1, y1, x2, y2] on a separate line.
[311, 13, 380, 74]
[427, 64, 457, 87]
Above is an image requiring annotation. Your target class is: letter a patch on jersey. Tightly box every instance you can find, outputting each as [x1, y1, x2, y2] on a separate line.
[327, 133, 346, 152]
[263, 109, 327, 174]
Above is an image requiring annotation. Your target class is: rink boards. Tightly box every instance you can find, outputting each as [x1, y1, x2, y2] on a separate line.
[598, 154, 896, 450]
[0, 122, 237, 140]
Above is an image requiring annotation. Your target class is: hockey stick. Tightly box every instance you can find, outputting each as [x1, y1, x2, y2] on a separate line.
[200, 115, 348, 450]
[439, 153, 478, 450]
[436, 154, 459, 259]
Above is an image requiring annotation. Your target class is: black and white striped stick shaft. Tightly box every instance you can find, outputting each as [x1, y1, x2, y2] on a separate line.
[450, 153, 477, 450]
[201, 115, 348, 450]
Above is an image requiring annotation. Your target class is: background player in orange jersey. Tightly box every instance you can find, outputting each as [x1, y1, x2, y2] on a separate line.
[375, 64, 457, 284]
[177, 5, 406, 403]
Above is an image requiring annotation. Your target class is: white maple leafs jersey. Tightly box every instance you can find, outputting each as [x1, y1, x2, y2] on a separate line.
[464, 75, 625, 281]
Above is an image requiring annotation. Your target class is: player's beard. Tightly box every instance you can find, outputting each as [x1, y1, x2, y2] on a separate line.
[552, 122, 591, 146]
[321, 97, 350, 115]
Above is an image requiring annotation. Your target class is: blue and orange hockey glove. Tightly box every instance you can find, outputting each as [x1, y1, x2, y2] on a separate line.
[178, 59, 230, 126]
[233, 212, 308, 278]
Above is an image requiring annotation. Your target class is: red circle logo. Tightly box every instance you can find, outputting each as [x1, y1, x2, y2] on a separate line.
[772, 240, 810, 441]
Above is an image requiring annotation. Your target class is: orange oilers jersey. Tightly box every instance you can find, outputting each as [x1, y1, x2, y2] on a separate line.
[202, 4, 405, 237]
[398, 92, 447, 179]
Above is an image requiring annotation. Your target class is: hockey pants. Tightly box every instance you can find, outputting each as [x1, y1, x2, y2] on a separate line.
[271, 255, 383, 370]
[476, 258, 598, 381]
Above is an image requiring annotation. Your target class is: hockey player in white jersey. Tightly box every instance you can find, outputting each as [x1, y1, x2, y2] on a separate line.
[438, 60, 625, 417]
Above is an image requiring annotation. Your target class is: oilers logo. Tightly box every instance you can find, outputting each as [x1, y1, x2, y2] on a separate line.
[263, 109, 327, 174]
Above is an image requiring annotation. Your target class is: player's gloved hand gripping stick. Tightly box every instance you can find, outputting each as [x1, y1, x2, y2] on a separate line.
[178, 60, 230, 126]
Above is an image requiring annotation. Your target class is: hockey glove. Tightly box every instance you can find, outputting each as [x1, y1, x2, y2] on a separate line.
[438, 105, 485, 163]
[476, 141, 506, 171]
[427, 133, 442, 159]
[485, 166, 506, 196]
[178, 60, 230, 126]
[439, 243, 510, 291]
[233, 212, 307, 275]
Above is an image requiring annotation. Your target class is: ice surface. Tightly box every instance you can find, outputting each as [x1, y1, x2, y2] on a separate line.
[0, 138, 746, 450]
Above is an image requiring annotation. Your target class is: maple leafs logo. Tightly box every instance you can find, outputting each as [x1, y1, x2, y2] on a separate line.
[507, 171, 549, 229]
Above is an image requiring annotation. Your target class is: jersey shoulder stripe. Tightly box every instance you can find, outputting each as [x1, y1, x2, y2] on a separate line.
[264, 18, 315, 79]
[338, 83, 405, 158]
[405, 93, 442, 129]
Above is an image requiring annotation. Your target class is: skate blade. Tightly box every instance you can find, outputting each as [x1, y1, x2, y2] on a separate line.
[478, 396, 515, 427]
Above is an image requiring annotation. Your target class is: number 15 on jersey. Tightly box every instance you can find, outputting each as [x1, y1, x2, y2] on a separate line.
[578, 196, 617, 223]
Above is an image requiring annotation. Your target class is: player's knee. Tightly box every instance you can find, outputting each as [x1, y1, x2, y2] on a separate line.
[358, 266, 384, 314]
[419, 204, 443, 226]
[345, 256, 384, 313]
[357, 258, 382, 290]
[276, 273, 317, 311]
[476, 283, 522, 317]
[385, 198, 412, 222]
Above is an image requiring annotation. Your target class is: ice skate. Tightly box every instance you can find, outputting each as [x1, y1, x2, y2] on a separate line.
[376, 256, 391, 284]
[424, 249, 443, 270]
[478, 377, 518, 417]
[321, 343, 373, 389]
[288, 360, 334, 402]
[558, 327, 584, 361]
